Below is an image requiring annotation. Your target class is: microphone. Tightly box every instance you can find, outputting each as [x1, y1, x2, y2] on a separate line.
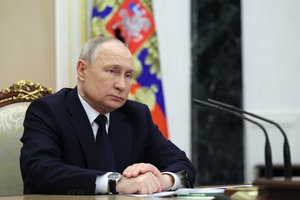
[192, 98, 273, 179]
[207, 99, 292, 180]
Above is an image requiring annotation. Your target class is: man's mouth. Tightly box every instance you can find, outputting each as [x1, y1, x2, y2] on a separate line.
[110, 95, 124, 101]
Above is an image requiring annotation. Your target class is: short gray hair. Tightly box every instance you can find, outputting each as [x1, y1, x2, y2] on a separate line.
[79, 35, 126, 63]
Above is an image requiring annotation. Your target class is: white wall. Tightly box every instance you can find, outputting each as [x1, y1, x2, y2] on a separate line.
[153, 0, 191, 158]
[242, 0, 300, 182]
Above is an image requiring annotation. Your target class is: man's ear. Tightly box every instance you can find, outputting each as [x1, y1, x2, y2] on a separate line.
[77, 60, 87, 81]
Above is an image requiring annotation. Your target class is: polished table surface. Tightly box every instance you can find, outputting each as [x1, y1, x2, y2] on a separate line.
[0, 195, 206, 200]
[3, 180, 299, 200]
[0, 185, 260, 200]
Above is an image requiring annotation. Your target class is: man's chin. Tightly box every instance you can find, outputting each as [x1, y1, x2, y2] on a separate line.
[107, 101, 126, 111]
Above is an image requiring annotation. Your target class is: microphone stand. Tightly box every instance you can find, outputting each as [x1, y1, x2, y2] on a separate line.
[193, 98, 273, 179]
[207, 99, 292, 179]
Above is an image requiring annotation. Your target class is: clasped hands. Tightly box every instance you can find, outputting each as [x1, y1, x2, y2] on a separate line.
[115, 163, 174, 194]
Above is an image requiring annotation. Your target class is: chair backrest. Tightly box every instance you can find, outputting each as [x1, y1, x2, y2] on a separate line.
[0, 80, 52, 196]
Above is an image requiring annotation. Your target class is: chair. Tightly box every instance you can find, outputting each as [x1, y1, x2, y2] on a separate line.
[0, 80, 52, 195]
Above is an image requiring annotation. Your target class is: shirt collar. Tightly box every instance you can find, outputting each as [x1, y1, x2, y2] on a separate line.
[77, 92, 110, 126]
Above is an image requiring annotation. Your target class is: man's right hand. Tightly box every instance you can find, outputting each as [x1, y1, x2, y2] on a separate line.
[122, 163, 174, 191]
[116, 172, 163, 194]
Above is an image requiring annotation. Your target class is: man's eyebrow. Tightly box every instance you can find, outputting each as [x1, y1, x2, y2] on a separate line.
[107, 65, 134, 72]
[110, 64, 121, 68]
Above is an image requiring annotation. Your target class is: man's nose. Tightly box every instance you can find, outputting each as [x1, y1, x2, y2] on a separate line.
[115, 76, 126, 91]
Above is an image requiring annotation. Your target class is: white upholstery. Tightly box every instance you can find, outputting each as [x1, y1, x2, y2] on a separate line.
[0, 102, 30, 195]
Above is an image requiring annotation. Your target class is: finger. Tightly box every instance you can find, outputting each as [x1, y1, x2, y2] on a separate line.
[150, 173, 163, 193]
[144, 172, 162, 194]
[123, 163, 143, 178]
[139, 163, 161, 177]
[128, 163, 161, 177]
[123, 163, 149, 178]
[143, 173, 155, 194]
[133, 172, 161, 194]
[116, 176, 138, 194]
[123, 163, 162, 181]
[123, 163, 142, 178]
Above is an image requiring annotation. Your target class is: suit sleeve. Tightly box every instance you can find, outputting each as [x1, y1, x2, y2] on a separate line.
[142, 105, 196, 187]
[20, 100, 100, 195]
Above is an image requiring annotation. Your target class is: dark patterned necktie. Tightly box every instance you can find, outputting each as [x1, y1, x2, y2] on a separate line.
[94, 115, 116, 171]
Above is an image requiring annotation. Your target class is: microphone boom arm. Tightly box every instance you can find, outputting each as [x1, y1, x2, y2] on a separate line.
[207, 98, 292, 179]
[193, 98, 273, 179]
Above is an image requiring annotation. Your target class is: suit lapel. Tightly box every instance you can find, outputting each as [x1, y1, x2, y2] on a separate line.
[109, 109, 133, 172]
[66, 88, 99, 170]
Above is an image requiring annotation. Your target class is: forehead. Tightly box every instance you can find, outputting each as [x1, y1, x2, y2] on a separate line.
[95, 41, 134, 69]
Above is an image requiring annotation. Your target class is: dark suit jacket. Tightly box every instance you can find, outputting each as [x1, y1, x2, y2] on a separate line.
[20, 88, 195, 194]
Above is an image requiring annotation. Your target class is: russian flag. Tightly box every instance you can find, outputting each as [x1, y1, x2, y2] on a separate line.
[91, 0, 169, 139]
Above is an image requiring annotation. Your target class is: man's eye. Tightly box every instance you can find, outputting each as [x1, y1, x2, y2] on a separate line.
[125, 73, 133, 79]
[107, 69, 116, 74]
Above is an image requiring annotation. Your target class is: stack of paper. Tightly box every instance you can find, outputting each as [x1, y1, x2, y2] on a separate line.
[126, 185, 254, 199]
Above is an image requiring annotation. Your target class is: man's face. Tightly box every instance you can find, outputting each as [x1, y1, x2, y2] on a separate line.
[78, 41, 134, 114]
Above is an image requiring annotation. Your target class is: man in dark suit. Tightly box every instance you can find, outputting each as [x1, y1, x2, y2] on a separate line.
[20, 36, 195, 195]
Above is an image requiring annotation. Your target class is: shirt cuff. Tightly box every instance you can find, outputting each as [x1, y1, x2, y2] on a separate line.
[95, 172, 113, 194]
[162, 171, 183, 191]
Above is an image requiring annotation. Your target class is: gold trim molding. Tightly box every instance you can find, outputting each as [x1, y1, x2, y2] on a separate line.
[0, 80, 53, 107]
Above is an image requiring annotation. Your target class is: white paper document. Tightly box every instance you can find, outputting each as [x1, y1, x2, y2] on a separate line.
[127, 187, 223, 198]
[127, 185, 253, 198]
